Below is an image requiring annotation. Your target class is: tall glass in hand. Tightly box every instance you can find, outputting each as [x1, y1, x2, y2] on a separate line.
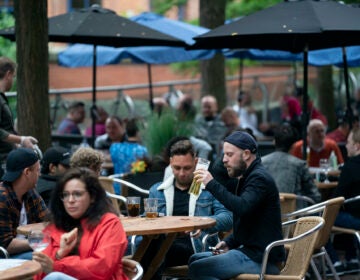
[127, 196, 140, 217]
[28, 230, 50, 252]
[188, 158, 211, 196]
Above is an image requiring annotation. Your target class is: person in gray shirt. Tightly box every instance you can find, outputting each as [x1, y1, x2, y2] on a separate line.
[262, 124, 321, 203]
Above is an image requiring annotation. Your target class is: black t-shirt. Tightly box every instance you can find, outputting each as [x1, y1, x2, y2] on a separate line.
[173, 182, 190, 216]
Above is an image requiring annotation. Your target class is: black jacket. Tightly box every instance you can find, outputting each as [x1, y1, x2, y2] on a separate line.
[334, 155, 360, 218]
[206, 157, 285, 264]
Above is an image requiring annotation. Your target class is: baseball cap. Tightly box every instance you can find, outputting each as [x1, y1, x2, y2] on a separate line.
[224, 131, 258, 154]
[2, 148, 39, 182]
[42, 147, 70, 167]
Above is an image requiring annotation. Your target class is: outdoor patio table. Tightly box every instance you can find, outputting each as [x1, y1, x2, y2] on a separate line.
[315, 181, 338, 201]
[18, 216, 216, 280]
[0, 259, 41, 280]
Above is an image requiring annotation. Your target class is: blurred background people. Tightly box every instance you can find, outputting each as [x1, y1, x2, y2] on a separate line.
[36, 146, 71, 206]
[95, 116, 127, 150]
[85, 106, 109, 137]
[57, 101, 85, 135]
[70, 147, 104, 176]
[290, 119, 344, 167]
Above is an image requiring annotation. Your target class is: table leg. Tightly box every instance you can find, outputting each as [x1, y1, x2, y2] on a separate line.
[142, 232, 177, 280]
[132, 235, 158, 261]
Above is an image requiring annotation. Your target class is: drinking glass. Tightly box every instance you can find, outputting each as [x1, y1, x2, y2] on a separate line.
[319, 158, 330, 183]
[144, 198, 158, 219]
[188, 158, 211, 196]
[28, 230, 50, 252]
[127, 196, 141, 217]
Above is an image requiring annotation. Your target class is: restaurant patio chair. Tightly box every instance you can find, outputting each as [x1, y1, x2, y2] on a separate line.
[99, 176, 127, 214]
[283, 196, 344, 280]
[0, 246, 9, 258]
[122, 258, 143, 280]
[231, 216, 324, 280]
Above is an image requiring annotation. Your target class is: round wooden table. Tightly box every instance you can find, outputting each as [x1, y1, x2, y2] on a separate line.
[0, 260, 41, 280]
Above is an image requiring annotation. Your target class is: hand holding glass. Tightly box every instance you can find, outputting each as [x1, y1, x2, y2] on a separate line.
[319, 158, 330, 183]
[188, 158, 210, 196]
[28, 230, 50, 252]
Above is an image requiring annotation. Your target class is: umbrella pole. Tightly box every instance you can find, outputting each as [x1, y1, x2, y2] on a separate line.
[147, 64, 154, 112]
[302, 47, 309, 161]
[239, 58, 244, 93]
[91, 44, 97, 147]
[342, 47, 353, 129]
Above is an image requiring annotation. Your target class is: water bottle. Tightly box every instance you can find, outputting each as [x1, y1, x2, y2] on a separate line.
[329, 151, 338, 170]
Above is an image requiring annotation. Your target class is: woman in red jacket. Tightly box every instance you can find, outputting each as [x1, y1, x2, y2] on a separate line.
[33, 168, 128, 280]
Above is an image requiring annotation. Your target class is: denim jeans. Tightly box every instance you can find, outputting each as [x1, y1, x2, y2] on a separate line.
[188, 249, 279, 280]
[10, 250, 33, 260]
[43, 272, 77, 280]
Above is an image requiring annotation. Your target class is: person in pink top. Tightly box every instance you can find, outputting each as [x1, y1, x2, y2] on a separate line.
[290, 119, 344, 167]
[33, 168, 128, 280]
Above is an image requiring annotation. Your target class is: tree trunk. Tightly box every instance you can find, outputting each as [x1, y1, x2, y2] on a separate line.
[316, 66, 336, 130]
[14, 0, 51, 151]
[199, 0, 227, 110]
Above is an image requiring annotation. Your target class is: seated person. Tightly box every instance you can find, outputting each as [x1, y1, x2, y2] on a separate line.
[85, 106, 108, 137]
[140, 140, 232, 279]
[326, 128, 360, 274]
[290, 119, 344, 167]
[56, 101, 85, 135]
[95, 116, 127, 150]
[36, 146, 71, 205]
[33, 168, 128, 279]
[110, 118, 148, 175]
[70, 147, 104, 176]
[0, 148, 48, 259]
[262, 124, 321, 203]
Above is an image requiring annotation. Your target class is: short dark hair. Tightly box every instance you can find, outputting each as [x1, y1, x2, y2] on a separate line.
[126, 118, 139, 137]
[274, 124, 299, 152]
[68, 101, 85, 112]
[0, 57, 16, 79]
[49, 168, 117, 232]
[170, 139, 195, 158]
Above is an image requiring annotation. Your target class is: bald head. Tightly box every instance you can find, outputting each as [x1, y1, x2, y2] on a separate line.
[201, 95, 218, 119]
[307, 119, 326, 148]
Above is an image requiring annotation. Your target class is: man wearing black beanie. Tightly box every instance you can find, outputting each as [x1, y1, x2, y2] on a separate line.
[188, 131, 285, 279]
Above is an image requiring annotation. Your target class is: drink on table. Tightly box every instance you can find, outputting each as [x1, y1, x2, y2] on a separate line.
[144, 198, 158, 219]
[127, 197, 140, 217]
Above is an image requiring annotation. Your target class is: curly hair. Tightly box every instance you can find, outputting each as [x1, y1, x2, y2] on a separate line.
[70, 147, 104, 174]
[49, 167, 116, 232]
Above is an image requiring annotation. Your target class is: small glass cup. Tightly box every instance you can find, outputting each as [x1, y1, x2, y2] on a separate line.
[188, 158, 211, 196]
[28, 230, 50, 252]
[144, 198, 158, 219]
[319, 158, 330, 183]
[127, 197, 141, 217]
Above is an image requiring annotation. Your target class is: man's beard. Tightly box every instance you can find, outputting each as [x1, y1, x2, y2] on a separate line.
[228, 158, 247, 178]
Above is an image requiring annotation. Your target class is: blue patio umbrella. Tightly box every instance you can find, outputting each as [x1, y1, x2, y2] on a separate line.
[58, 12, 216, 115]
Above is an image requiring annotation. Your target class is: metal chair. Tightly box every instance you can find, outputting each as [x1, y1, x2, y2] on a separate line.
[122, 258, 143, 280]
[231, 216, 324, 280]
[99, 176, 127, 214]
[0, 246, 9, 258]
[284, 196, 344, 280]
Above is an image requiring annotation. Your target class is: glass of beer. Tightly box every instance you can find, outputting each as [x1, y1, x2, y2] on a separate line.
[144, 198, 158, 218]
[127, 197, 140, 217]
[188, 157, 211, 196]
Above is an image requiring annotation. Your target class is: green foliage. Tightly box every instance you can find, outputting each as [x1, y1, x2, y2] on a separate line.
[140, 110, 193, 157]
[227, 0, 281, 18]
[0, 11, 15, 60]
[152, 0, 188, 15]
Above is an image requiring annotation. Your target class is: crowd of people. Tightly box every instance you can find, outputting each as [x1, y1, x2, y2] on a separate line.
[2, 54, 360, 279]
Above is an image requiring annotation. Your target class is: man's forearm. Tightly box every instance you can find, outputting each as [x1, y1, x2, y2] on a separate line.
[6, 238, 32, 254]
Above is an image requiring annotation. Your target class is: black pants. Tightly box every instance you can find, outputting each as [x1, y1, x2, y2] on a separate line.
[140, 234, 194, 279]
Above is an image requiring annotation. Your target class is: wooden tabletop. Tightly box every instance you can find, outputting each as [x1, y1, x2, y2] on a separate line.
[0, 260, 41, 280]
[18, 216, 216, 236]
[315, 181, 338, 189]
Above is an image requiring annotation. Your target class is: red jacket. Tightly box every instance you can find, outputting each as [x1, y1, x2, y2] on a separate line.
[290, 138, 344, 167]
[34, 213, 128, 280]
